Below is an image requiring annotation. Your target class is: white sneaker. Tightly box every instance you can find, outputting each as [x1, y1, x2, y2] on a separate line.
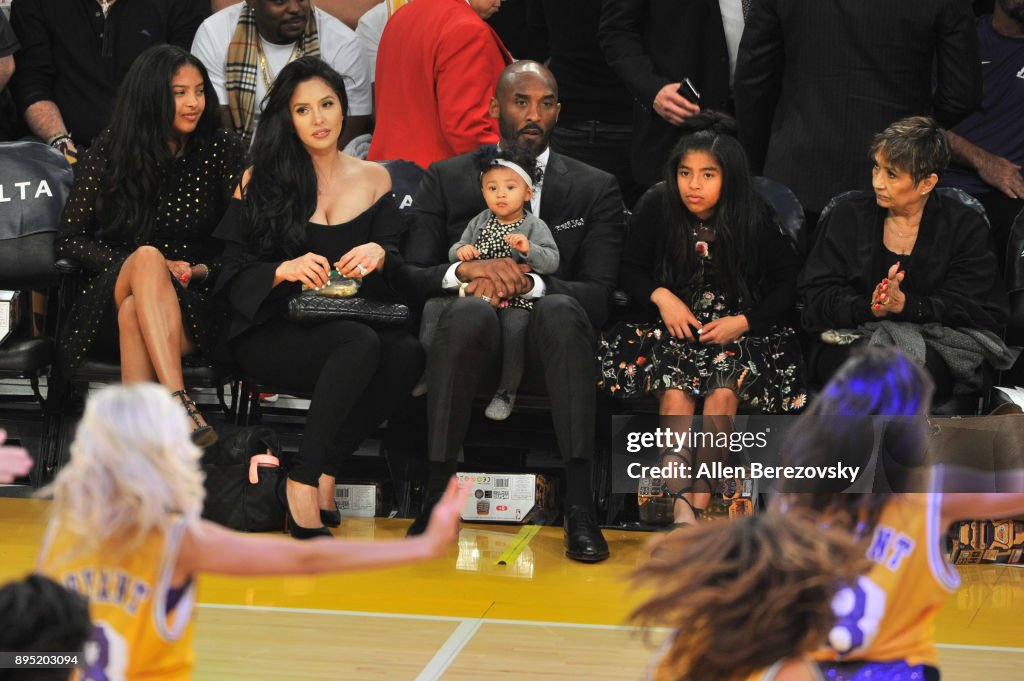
[484, 391, 515, 420]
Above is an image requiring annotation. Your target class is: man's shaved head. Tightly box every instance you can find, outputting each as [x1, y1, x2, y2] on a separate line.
[490, 61, 561, 154]
[495, 61, 559, 100]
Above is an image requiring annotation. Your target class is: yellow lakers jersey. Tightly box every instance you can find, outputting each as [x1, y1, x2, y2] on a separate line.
[813, 492, 959, 667]
[38, 516, 197, 681]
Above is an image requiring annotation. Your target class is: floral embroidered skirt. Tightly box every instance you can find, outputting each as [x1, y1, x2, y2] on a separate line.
[597, 291, 808, 413]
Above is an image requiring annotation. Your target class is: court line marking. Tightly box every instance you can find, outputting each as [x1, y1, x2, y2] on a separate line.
[197, 604, 1024, 652]
[414, 619, 483, 681]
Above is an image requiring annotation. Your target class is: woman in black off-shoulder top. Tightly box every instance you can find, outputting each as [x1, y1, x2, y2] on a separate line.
[213, 58, 423, 539]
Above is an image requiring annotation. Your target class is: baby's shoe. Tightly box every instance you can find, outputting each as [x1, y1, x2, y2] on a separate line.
[485, 390, 515, 421]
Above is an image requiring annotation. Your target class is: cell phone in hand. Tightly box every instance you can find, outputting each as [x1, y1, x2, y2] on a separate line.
[676, 77, 701, 103]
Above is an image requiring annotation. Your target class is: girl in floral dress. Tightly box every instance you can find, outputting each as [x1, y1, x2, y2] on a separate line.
[598, 115, 807, 523]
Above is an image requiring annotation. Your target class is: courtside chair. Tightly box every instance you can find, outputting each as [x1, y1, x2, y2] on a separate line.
[0, 141, 73, 485]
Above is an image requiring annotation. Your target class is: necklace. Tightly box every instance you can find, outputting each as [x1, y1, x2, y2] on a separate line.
[886, 217, 919, 239]
[691, 221, 715, 237]
[256, 38, 303, 92]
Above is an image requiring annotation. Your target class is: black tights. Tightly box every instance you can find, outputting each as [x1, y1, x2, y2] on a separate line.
[233, 318, 424, 486]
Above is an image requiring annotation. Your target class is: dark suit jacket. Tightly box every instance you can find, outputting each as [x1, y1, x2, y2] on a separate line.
[398, 147, 625, 329]
[599, 0, 731, 187]
[735, 0, 982, 213]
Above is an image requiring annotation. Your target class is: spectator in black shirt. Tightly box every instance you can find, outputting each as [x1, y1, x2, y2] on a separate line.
[9, 0, 208, 156]
[528, 0, 643, 207]
[0, 10, 18, 141]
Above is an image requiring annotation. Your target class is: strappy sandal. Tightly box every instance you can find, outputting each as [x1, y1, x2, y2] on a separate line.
[171, 389, 217, 448]
[663, 489, 704, 531]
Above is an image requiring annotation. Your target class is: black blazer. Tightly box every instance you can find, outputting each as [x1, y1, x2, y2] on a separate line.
[398, 146, 625, 329]
[599, 0, 731, 187]
[735, 0, 982, 213]
[799, 191, 1008, 335]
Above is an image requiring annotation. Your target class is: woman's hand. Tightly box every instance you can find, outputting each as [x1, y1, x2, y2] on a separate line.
[276, 252, 331, 289]
[699, 315, 749, 345]
[421, 476, 473, 558]
[456, 244, 480, 262]
[335, 242, 385, 278]
[652, 287, 701, 340]
[166, 259, 192, 286]
[872, 262, 906, 316]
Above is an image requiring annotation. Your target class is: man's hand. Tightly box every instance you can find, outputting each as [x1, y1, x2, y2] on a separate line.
[653, 83, 701, 126]
[465, 279, 502, 308]
[456, 258, 532, 298]
[456, 244, 480, 262]
[977, 153, 1024, 200]
[699, 315, 749, 345]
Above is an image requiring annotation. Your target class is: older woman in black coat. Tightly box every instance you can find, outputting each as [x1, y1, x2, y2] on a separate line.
[800, 116, 1012, 399]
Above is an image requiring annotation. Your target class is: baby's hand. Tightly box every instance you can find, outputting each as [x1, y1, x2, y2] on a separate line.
[506, 233, 530, 255]
[456, 245, 480, 262]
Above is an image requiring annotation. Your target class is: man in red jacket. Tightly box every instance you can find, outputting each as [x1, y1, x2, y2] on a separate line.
[367, 0, 511, 168]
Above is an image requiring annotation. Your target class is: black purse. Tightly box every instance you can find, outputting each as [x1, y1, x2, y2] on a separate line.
[287, 292, 410, 328]
[201, 423, 287, 532]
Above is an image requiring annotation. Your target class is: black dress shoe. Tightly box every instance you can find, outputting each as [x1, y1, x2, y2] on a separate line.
[320, 506, 341, 528]
[563, 505, 610, 563]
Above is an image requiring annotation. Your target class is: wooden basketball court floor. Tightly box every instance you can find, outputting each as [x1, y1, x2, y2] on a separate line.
[2, 497, 1022, 680]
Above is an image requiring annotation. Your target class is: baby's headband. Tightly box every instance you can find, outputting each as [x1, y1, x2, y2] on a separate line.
[487, 159, 534, 188]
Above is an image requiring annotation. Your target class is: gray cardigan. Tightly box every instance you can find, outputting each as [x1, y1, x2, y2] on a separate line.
[448, 210, 560, 274]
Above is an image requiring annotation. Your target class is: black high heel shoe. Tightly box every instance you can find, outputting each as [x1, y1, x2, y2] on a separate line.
[320, 505, 341, 528]
[171, 390, 217, 448]
[281, 481, 332, 540]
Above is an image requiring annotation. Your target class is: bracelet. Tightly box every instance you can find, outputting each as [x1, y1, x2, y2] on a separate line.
[47, 132, 72, 149]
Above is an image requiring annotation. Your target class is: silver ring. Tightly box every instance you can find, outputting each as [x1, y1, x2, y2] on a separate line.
[356, 264, 369, 276]
[481, 295, 492, 303]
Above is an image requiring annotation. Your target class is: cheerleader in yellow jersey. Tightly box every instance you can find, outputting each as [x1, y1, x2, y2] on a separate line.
[632, 511, 869, 681]
[781, 347, 1024, 681]
[36, 384, 471, 681]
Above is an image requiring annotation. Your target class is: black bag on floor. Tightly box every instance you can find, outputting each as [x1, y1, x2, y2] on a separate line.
[200, 423, 287, 532]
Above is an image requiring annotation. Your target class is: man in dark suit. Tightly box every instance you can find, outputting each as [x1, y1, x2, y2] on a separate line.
[399, 61, 624, 563]
[599, 0, 731, 188]
[735, 0, 982, 229]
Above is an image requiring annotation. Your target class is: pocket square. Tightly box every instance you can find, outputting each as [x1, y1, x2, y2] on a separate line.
[553, 218, 585, 232]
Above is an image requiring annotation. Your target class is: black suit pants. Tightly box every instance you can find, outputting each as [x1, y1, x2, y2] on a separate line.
[426, 294, 596, 463]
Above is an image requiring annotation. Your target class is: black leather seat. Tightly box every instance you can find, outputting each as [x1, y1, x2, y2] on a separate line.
[0, 141, 74, 484]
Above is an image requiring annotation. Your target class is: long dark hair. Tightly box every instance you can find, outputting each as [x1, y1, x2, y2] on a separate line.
[657, 115, 774, 303]
[631, 511, 868, 681]
[243, 57, 349, 258]
[96, 45, 221, 244]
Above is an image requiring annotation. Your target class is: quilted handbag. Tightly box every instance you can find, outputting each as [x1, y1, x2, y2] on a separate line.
[286, 292, 410, 328]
